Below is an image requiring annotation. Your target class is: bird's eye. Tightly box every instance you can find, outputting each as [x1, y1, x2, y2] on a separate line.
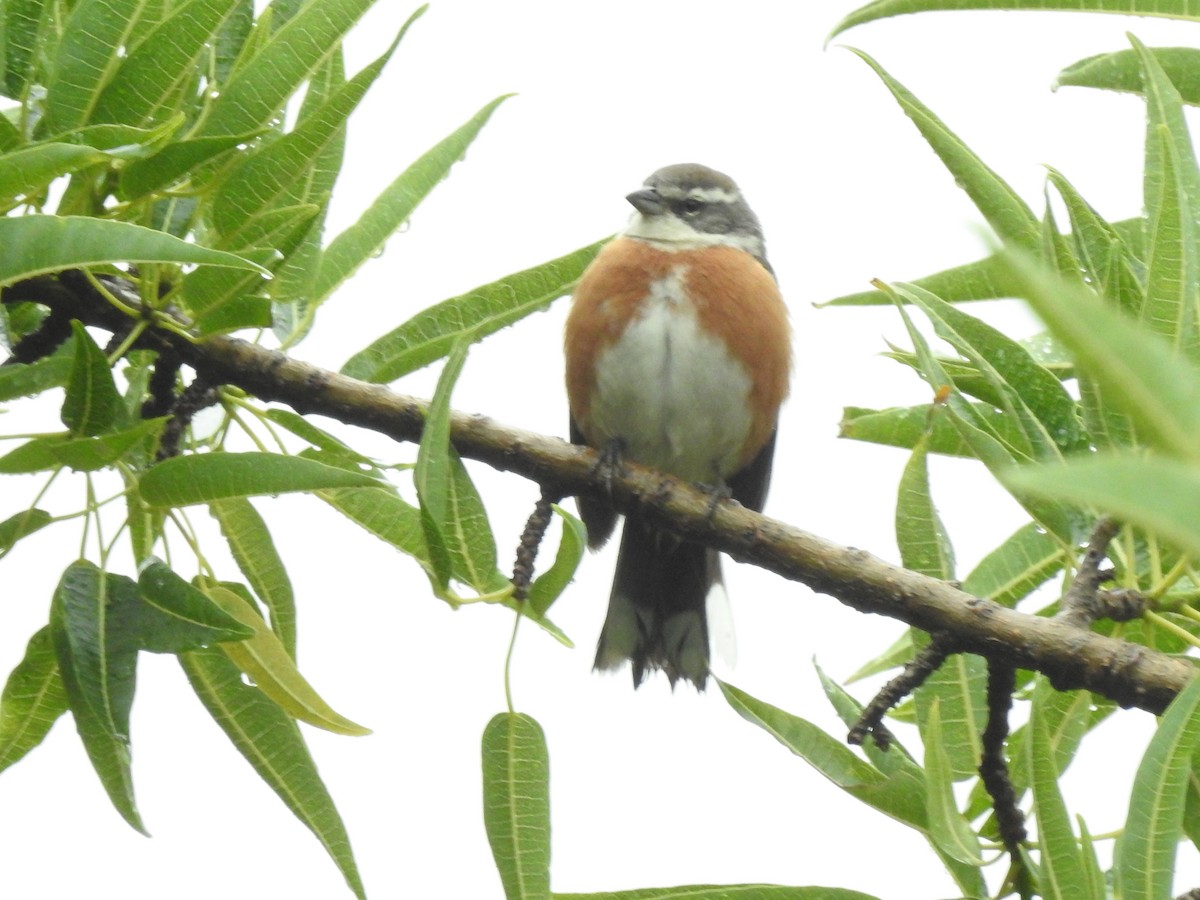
[681, 197, 705, 215]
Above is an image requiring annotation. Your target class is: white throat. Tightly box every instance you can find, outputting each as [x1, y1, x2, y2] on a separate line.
[623, 212, 763, 258]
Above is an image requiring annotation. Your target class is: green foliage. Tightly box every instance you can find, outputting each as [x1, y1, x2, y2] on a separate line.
[2, 0, 1200, 897]
[0, 1, 591, 893]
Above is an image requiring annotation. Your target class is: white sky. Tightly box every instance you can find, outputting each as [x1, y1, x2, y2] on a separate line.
[1, 2, 1198, 898]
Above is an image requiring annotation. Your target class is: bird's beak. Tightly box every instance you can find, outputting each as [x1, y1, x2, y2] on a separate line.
[626, 188, 664, 217]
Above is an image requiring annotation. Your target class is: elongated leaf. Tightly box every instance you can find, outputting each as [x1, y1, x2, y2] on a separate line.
[960, 521, 1065, 609]
[1003, 454, 1200, 560]
[212, 14, 414, 238]
[1028, 692, 1091, 900]
[119, 131, 261, 199]
[92, 0, 242, 127]
[901, 283, 1083, 457]
[43, 0, 147, 133]
[822, 216, 1147, 307]
[136, 559, 254, 650]
[1135, 36, 1200, 359]
[201, 583, 368, 736]
[313, 94, 509, 307]
[139, 451, 381, 506]
[1116, 675, 1200, 900]
[0, 216, 263, 287]
[1058, 47, 1200, 105]
[1003, 249, 1200, 462]
[192, 0, 386, 138]
[888, 286, 1077, 539]
[481, 713, 551, 900]
[180, 646, 365, 899]
[0, 508, 53, 554]
[1, 0, 48, 99]
[0, 353, 73, 402]
[897, 430, 955, 580]
[0, 420, 164, 474]
[50, 561, 145, 833]
[0, 143, 108, 209]
[813, 666, 987, 898]
[847, 47, 1039, 250]
[318, 485, 427, 560]
[1045, 168, 1143, 316]
[831, 1, 1200, 41]
[719, 680, 928, 831]
[922, 700, 981, 865]
[209, 498, 296, 657]
[0, 626, 69, 774]
[61, 322, 122, 436]
[342, 238, 606, 382]
[525, 505, 586, 617]
[414, 340, 469, 590]
[839, 402, 1019, 457]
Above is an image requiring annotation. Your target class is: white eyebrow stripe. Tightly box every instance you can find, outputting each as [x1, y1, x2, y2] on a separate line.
[656, 185, 741, 204]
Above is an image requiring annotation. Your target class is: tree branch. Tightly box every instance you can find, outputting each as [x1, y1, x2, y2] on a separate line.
[4, 276, 1194, 715]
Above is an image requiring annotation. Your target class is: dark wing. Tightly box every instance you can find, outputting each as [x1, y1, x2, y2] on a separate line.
[570, 416, 618, 549]
[726, 429, 777, 514]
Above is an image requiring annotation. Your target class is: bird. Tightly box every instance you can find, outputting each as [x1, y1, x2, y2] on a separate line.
[564, 162, 791, 689]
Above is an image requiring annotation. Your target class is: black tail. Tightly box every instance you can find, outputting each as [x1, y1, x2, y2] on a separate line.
[593, 515, 721, 689]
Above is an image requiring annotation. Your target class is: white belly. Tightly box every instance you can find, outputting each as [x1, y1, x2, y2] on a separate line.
[589, 269, 753, 482]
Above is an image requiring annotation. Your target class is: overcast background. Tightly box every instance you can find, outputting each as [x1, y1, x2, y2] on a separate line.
[1, 2, 1198, 897]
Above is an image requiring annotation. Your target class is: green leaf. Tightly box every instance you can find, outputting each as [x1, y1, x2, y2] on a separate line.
[192, 0, 392, 139]
[209, 498, 296, 657]
[1116, 674, 1200, 900]
[813, 666, 987, 898]
[719, 680, 929, 832]
[525, 505, 587, 617]
[0, 626, 69, 774]
[1044, 169, 1143, 316]
[1003, 454, 1200, 561]
[92, 0, 243, 127]
[0, 216, 264, 287]
[414, 340, 468, 590]
[312, 94, 509, 307]
[212, 13, 415, 238]
[139, 451, 381, 506]
[1, 0, 49, 100]
[119, 131, 263, 199]
[1078, 817, 1108, 900]
[846, 47, 1039, 251]
[896, 429, 955, 580]
[0, 508, 53, 554]
[61, 321, 122, 436]
[0, 353, 73, 402]
[839, 402, 1021, 457]
[922, 700, 981, 865]
[200, 582, 369, 736]
[341, 238, 606, 382]
[50, 561, 145, 833]
[1002, 249, 1200, 462]
[830, 1, 1200, 41]
[886, 286, 1077, 540]
[1028, 691, 1091, 900]
[0, 143, 109, 210]
[959, 521, 1065, 609]
[1135, 35, 1200, 359]
[1058, 47, 1200, 105]
[181, 210, 318, 336]
[0, 419, 165, 473]
[481, 712, 551, 900]
[180, 646, 365, 899]
[135, 559, 254, 651]
[43, 0, 147, 133]
[318, 485, 428, 561]
[900, 283, 1084, 457]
